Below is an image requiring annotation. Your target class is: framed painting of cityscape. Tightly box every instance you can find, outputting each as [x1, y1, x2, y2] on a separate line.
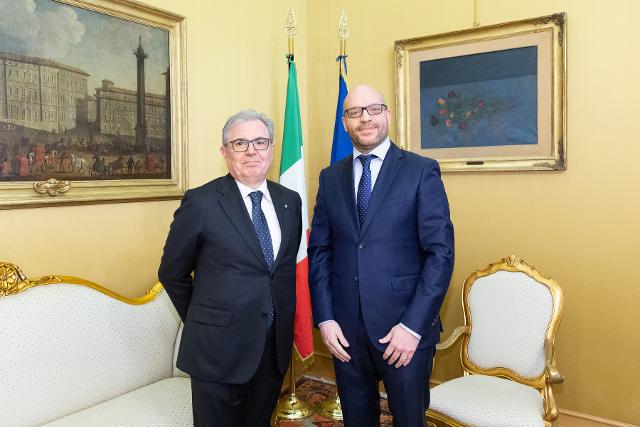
[0, 0, 187, 208]
[395, 13, 566, 172]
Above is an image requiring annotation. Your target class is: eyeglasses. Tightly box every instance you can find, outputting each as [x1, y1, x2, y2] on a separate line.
[343, 103, 387, 119]
[227, 138, 272, 152]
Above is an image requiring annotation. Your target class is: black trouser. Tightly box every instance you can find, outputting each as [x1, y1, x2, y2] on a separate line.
[191, 326, 283, 427]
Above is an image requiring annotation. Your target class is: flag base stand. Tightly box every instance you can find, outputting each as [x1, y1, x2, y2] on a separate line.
[316, 393, 343, 420]
[274, 392, 313, 421]
[273, 359, 313, 423]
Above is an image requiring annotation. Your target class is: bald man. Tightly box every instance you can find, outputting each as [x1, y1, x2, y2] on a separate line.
[308, 85, 455, 426]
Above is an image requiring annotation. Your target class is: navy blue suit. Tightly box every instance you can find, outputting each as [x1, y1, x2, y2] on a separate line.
[308, 143, 454, 426]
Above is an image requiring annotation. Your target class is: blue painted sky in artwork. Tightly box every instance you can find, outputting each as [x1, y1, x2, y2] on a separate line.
[0, 0, 169, 95]
[419, 46, 537, 149]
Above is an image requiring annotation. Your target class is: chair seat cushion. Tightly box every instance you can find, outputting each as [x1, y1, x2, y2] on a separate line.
[42, 377, 192, 426]
[429, 375, 544, 427]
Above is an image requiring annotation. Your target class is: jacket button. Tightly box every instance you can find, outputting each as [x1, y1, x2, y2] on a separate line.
[357, 243, 365, 250]
[354, 276, 359, 282]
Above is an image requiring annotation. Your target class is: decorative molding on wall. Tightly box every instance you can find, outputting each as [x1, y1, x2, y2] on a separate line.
[557, 409, 635, 427]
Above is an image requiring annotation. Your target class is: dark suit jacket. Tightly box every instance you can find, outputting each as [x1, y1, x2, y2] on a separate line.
[308, 143, 454, 350]
[159, 174, 302, 383]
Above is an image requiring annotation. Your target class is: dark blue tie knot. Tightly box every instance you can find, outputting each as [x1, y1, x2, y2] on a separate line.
[358, 154, 376, 168]
[249, 190, 263, 206]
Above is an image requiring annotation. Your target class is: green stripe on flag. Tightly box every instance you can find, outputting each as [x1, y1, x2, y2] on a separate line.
[280, 57, 303, 175]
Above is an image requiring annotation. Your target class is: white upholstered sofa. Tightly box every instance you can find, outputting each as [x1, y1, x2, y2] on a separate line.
[0, 262, 192, 427]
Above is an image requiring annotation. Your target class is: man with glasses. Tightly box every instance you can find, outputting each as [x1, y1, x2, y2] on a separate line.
[159, 110, 302, 426]
[309, 85, 454, 426]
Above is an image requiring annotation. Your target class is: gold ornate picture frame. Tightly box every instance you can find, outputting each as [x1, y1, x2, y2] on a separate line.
[0, 0, 187, 209]
[395, 13, 566, 172]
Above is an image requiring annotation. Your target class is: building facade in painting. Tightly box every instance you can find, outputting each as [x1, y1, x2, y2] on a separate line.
[0, 52, 165, 140]
[94, 79, 166, 140]
[0, 52, 92, 133]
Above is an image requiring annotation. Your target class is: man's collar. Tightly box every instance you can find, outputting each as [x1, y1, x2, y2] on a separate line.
[235, 179, 272, 202]
[352, 137, 391, 162]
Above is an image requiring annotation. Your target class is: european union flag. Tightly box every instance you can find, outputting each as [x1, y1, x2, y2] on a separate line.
[330, 55, 352, 164]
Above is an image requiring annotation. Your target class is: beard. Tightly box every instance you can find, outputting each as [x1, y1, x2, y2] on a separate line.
[347, 123, 388, 151]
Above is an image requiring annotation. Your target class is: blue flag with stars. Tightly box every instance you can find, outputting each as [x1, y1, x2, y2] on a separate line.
[331, 55, 352, 164]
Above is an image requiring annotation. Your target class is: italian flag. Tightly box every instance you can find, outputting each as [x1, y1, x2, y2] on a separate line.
[279, 55, 314, 362]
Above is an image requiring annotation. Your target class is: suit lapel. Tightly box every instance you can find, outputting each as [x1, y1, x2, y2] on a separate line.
[268, 181, 290, 271]
[217, 174, 269, 270]
[339, 155, 360, 234]
[360, 143, 404, 238]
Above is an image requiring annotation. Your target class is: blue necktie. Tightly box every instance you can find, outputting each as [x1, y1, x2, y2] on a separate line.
[357, 154, 376, 225]
[249, 191, 274, 326]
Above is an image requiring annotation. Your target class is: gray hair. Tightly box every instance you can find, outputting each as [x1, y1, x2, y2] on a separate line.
[221, 110, 274, 146]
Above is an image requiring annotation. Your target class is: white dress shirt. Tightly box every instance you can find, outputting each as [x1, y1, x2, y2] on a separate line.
[235, 180, 281, 259]
[352, 137, 391, 196]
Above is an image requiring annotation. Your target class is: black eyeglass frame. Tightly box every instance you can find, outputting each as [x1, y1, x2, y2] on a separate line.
[343, 103, 388, 119]
[227, 138, 272, 152]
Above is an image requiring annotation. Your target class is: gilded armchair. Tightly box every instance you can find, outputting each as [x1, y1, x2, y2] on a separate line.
[427, 255, 564, 427]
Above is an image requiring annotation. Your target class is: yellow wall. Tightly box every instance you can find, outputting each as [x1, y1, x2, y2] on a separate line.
[0, 0, 307, 297]
[2, 0, 638, 424]
[306, 0, 640, 424]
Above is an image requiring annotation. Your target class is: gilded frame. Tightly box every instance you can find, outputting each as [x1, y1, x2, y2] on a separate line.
[0, 261, 163, 303]
[395, 14, 566, 172]
[0, 0, 187, 209]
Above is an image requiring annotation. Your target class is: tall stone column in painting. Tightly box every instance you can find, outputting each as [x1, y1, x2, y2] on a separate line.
[133, 36, 148, 154]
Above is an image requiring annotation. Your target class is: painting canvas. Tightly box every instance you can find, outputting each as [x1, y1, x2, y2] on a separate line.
[420, 47, 537, 149]
[0, 0, 187, 208]
[395, 14, 566, 172]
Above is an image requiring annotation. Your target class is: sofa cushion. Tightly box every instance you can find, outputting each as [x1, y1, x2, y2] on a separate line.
[42, 377, 192, 426]
[0, 284, 181, 426]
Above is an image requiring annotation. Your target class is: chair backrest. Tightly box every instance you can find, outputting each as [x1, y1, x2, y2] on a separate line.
[460, 255, 563, 389]
[0, 263, 181, 427]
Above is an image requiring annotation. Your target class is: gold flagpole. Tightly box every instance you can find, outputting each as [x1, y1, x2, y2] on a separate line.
[316, 12, 349, 422]
[473, 0, 480, 27]
[273, 8, 313, 424]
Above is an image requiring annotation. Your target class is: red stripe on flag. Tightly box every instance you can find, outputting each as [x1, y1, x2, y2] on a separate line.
[293, 235, 314, 360]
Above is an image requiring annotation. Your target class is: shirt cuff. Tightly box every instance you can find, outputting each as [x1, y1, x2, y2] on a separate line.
[399, 323, 422, 340]
[318, 320, 336, 327]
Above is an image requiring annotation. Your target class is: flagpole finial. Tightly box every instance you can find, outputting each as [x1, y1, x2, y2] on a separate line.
[337, 10, 348, 57]
[285, 8, 297, 37]
[285, 7, 297, 56]
[338, 10, 349, 40]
